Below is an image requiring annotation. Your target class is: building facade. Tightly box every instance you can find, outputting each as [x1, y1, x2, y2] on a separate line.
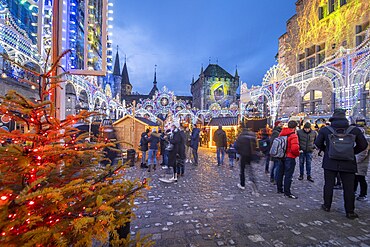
[0, 0, 125, 122]
[242, 0, 370, 122]
[191, 64, 239, 110]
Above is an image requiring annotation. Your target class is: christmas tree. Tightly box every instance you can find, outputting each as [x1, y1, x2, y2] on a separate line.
[0, 56, 151, 246]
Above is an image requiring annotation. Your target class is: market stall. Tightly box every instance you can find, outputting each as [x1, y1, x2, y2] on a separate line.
[113, 115, 160, 152]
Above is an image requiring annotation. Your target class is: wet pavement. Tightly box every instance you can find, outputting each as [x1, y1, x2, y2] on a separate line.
[126, 148, 370, 247]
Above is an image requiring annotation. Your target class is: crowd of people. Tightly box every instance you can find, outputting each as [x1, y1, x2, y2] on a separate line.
[137, 108, 369, 219]
[259, 108, 368, 219]
[139, 123, 200, 182]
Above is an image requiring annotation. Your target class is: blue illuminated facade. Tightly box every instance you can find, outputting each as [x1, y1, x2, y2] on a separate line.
[2, 0, 38, 44]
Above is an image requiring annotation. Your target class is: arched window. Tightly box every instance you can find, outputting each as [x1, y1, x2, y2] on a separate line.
[301, 90, 323, 114]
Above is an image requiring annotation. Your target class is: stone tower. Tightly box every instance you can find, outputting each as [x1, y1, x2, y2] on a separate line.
[121, 58, 132, 99]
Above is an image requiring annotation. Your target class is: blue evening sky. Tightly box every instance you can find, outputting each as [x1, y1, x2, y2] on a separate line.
[112, 0, 297, 96]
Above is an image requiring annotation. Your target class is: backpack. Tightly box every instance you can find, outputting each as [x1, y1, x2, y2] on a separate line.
[326, 126, 356, 161]
[269, 135, 289, 158]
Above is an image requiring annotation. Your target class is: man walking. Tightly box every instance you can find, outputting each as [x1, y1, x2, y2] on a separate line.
[235, 128, 258, 195]
[315, 109, 367, 219]
[297, 122, 317, 182]
[190, 124, 200, 165]
[276, 120, 300, 199]
[213, 125, 227, 166]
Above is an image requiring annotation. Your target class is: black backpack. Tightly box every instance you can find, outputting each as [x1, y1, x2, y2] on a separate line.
[326, 126, 356, 161]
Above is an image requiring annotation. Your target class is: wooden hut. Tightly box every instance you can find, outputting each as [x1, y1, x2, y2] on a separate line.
[113, 115, 160, 151]
[207, 117, 239, 149]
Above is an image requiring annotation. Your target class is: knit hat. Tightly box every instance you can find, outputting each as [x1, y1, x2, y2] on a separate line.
[303, 122, 311, 129]
[274, 121, 282, 127]
[329, 108, 346, 122]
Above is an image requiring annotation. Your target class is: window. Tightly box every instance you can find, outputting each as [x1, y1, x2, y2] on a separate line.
[356, 35, 364, 46]
[301, 90, 323, 114]
[298, 61, 305, 72]
[307, 57, 315, 69]
[318, 6, 324, 20]
[317, 53, 325, 65]
[356, 22, 369, 46]
[303, 92, 311, 101]
[340, 0, 347, 6]
[314, 90, 323, 100]
[328, 0, 335, 14]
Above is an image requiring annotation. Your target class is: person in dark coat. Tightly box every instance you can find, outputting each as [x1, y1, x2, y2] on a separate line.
[162, 129, 171, 169]
[147, 128, 160, 172]
[354, 126, 369, 201]
[315, 109, 368, 219]
[140, 129, 149, 168]
[168, 123, 182, 182]
[226, 143, 237, 168]
[297, 122, 317, 182]
[177, 125, 186, 176]
[213, 125, 227, 166]
[269, 121, 283, 183]
[259, 132, 271, 174]
[159, 128, 165, 166]
[235, 128, 258, 195]
[190, 124, 201, 165]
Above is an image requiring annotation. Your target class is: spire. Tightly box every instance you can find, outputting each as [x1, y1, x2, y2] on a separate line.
[113, 45, 120, 76]
[149, 65, 158, 97]
[121, 60, 131, 85]
[235, 65, 239, 78]
[153, 64, 157, 85]
[192, 75, 194, 84]
[200, 64, 204, 75]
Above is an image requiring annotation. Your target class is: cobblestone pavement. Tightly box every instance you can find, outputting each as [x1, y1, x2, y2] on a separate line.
[126, 148, 370, 247]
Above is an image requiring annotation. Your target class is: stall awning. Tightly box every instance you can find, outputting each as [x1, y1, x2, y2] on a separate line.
[208, 117, 238, 126]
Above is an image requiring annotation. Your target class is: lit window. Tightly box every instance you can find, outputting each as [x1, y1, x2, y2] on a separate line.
[314, 91, 323, 100]
[365, 81, 370, 91]
[303, 92, 310, 101]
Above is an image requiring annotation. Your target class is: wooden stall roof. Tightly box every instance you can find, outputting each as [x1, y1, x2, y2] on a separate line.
[113, 115, 159, 127]
[208, 117, 238, 127]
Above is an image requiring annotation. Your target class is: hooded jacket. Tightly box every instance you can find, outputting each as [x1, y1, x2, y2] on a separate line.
[140, 132, 149, 151]
[279, 128, 300, 159]
[314, 118, 368, 173]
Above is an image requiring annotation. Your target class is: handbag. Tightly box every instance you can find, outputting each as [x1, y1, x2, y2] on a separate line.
[165, 143, 174, 151]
